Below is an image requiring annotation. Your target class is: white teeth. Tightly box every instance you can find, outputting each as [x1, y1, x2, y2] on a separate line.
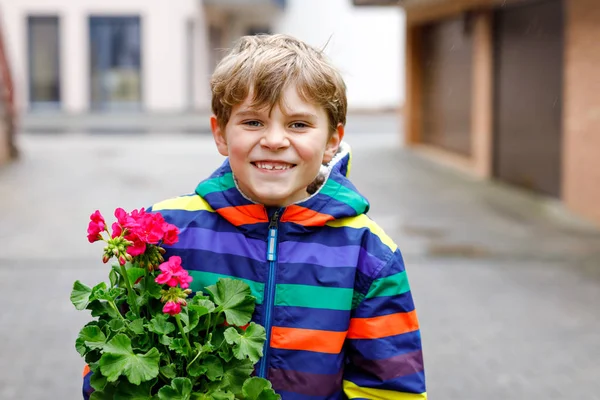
[255, 162, 292, 171]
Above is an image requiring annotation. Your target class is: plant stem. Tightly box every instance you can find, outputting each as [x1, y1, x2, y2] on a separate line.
[205, 313, 212, 339]
[108, 301, 127, 323]
[119, 264, 139, 315]
[175, 314, 193, 356]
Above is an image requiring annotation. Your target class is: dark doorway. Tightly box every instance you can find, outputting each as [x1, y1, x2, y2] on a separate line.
[493, 0, 564, 197]
[421, 16, 474, 156]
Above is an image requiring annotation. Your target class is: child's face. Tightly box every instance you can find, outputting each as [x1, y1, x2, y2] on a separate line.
[211, 85, 344, 207]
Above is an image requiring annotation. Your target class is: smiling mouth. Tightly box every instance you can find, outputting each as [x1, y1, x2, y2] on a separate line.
[251, 161, 297, 171]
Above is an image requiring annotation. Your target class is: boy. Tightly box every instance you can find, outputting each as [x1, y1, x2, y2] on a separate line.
[83, 34, 426, 399]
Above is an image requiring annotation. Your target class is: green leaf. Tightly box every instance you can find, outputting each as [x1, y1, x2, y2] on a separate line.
[129, 318, 145, 335]
[90, 384, 116, 400]
[158, 377, 193, 400]
[99, 334, 160, 385]
[90, 371, 107, 391]
[159, 335, 173, 346]
[188, 361, 207, 378]
[242, 377, 280, 400]
[90, 282, 108, 301]
[89, 300, 120, 319]
[108, 319, 126, 333]
[188, 297, 216, 316]
[114, 379, 156, 400]
[222, 359, 254, 396]
[77, 326, 107, 353]
[206, 279, 255, 326]
[127, 267, 147, 286]
[109, 268, 120, 287]
[148, 315, 176, 335]
[140, 276, 163, 299]
[169, 338, 188, 356]
[160, 363, 177, 379]
[181, 309, 200, 333]
[71, 280, 92, 310]
[204, 355, 224, 381]
[210, 390, 235, 400]
[223, 323, 266, 363]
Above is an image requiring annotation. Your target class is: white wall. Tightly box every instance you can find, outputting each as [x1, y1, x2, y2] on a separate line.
[0, 0, 205, 113]
[274, 0, 405, 111]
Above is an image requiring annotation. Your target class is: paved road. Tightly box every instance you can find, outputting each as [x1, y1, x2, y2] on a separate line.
[1, 124, 599, 399]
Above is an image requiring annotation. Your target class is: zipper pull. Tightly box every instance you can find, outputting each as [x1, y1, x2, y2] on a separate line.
[267, 210, 280, 262]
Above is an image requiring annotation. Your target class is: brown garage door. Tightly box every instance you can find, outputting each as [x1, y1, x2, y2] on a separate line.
[421, 16, 474, 156]
[493, 0, 564, 197]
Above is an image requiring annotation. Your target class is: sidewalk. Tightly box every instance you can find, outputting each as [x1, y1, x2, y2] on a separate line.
[1, 128, 599, 399]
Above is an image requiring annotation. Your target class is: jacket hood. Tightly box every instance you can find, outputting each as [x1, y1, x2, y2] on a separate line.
[195, 141, 370, 232]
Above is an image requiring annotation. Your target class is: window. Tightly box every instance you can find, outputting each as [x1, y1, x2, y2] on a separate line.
[28, 16, 61, 109]
[89, 16, 142, 110]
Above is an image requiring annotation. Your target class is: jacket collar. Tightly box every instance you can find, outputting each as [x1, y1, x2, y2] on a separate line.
[195, 142, 369, 234]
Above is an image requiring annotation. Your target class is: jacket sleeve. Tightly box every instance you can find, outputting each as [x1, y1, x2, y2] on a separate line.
[343, 248, 427, 399]
[82, 365, 93, 399]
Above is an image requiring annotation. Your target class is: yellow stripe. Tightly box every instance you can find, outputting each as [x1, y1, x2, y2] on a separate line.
[326, 214, 397, 252]
[343, 381, 427, 400]
[152, 196, 215, 212]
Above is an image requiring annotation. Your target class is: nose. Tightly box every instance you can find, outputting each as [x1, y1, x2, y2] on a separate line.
[260, 126, 290, 150]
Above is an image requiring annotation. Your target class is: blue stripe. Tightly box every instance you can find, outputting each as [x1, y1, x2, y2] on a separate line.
[165, 248, 267, 284]
[344, 370, 426, 394]
[278, 242, 384, 275]
[273, 306, 351, 331]
[277, 263, 356, 289]
[157, 208, 240, 233]
[275, 390, 345, 400]
[347, 330, 423, 360]
[202, 187, 255, 209]
[269, 348, 345, 375]
[172, 227, 265, 261]
[352, 292, 416, 318]
[281, 225, 392, 264]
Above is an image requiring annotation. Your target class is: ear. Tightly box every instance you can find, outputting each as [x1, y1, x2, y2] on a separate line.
[322, 123, 345, 164]
[210, 115, 229, 157]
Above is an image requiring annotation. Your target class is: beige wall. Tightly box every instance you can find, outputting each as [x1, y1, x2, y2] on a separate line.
[563, 0, 600, 224]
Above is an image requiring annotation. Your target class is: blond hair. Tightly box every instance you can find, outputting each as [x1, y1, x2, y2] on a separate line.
[211, 34, 347, 134]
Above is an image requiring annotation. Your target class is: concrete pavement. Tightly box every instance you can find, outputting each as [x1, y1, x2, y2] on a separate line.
[1, 121, 599, 399]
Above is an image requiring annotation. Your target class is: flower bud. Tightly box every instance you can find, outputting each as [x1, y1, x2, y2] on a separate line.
[118, 255, 127, 265]
[102, 254, 110, 264]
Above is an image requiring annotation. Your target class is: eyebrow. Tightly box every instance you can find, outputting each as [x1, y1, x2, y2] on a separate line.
[233, 109, 318, 121]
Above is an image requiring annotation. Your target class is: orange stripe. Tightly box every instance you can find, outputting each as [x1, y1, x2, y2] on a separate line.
[347, 310, 420, 339]
[280, 205, 335, 227]
[217, 205, 268, 226]
[271, 326, 347, 354]
[82, 365, 91, 377]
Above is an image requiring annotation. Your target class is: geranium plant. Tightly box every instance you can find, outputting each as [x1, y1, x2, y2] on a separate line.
[71, 208, 280, 400]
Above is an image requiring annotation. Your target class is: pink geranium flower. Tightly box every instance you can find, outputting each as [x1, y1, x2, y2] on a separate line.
[155, 256, 193, 289]
[162, 223, 179, 246]
[162, 301, 181, 316]
[87, 210, 106, 243]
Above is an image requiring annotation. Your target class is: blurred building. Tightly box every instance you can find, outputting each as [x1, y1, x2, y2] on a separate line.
[0, 0, 403, 117]
[358, 0, 600, 225]
[0, 8, 15, 165]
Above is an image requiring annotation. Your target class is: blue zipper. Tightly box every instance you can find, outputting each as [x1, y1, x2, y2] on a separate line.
[258, 209, 281, 378]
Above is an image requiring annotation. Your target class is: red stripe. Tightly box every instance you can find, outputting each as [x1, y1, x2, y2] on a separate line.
[217, 205, 268, 226]
[281, 205, 335, 226]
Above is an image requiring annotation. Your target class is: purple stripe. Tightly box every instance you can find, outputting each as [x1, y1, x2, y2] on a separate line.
[350, 350, 424, 381]
[279, 242, 382, 275]
[269, 368, 343, 397]
[172, 227, 265, 261]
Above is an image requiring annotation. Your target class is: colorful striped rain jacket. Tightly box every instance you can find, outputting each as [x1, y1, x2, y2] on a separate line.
[83, 144, 426, 399]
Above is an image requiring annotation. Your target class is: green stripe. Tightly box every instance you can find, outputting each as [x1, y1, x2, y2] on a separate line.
[196, 173, 236, 197]
[320, 179, 368, 214]
[275, 284, 354, 310]
[366, 271, 410, 298]
[189, 271, 264, 304]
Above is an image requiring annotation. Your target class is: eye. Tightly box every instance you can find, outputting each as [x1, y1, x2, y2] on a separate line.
[243, 120, 263, 128]
[290, 122, 309, 129]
